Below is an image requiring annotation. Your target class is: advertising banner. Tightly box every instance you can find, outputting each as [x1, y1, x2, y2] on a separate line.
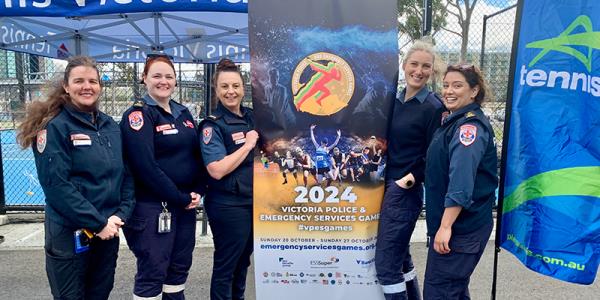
[500, 0, 600, 284]
[249, 0, 398, 298]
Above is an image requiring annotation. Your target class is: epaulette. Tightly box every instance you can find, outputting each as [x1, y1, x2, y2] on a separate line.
[465, 111, 476, 119]
[207, 114, 219, 121]
[133, 99, 145, 108]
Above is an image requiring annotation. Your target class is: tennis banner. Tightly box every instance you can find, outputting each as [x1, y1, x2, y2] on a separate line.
[500, 0, 600, 284]
[249, 0, 398, 298]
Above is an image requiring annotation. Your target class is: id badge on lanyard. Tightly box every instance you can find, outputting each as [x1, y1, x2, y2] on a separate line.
[158, 202, 172, 233]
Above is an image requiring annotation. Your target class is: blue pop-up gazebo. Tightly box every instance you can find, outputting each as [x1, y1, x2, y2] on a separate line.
[0, 1, 248, 63]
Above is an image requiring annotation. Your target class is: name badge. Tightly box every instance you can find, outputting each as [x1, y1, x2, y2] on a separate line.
[155, 124, 173, 132]
[73, 140, 92, 146]
[163, 129, 179, 135]
[71, 134, 92, 146]
[232, 131, 246, 145]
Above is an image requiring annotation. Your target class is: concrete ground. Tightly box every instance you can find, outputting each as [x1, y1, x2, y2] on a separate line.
[1, 215, 599, 299]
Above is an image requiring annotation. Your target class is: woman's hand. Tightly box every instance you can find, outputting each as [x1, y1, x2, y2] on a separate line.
[186, 192, 201, 210]
[395, 173, 415, 189]
[434, 226, 452, 254]
[97, 221, 119, 240]
[108, 215, 124, 229]
[244, 130, 259, 150]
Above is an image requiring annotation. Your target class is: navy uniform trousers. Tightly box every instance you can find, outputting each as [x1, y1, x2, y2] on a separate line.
[205, 200, 253, 300]
[123, 201, 196, 300]
[375, 179, 423, 300]
[45, 218, 119, 300]
[423, 221, 493, 300]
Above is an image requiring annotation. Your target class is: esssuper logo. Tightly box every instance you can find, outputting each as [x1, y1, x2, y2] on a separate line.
[310, 256, 340, 267]
[519, 15, 600, 97]
[292, 52, 355, 116]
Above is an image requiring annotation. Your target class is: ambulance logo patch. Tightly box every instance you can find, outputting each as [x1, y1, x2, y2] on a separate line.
[203, 127, 213, 144]
[128, 111, 144, 131]
[36, 130, 47, 153]
[459, 124, 477, 146]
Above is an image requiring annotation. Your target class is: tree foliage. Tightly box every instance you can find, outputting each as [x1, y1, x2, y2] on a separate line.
[442, 0, 480, 61]
[397, 0, 448, 41]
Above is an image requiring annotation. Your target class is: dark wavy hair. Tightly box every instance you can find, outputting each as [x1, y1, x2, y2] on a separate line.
[444, 63, 491, 104]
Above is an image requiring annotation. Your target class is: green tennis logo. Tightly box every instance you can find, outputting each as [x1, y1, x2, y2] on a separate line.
[527, 15, 600, 72]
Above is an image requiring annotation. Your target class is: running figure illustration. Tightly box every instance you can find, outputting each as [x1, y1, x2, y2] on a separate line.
[294, 60, 342, 110]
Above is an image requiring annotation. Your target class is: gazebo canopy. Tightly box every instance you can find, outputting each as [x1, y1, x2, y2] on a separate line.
[0, 1, 248, 63]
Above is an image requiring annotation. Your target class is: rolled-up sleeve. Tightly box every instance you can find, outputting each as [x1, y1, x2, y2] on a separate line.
[200, 121, 227, 166]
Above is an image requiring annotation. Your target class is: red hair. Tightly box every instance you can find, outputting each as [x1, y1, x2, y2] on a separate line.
[140, 55, 176, 83]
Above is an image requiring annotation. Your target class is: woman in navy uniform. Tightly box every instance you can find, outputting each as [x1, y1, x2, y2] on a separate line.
[17, 56, 135, 300]
[423, 64, 497, 299]
[199, 58, 258, 300]
[120, 54, 205, 300]
[375, 39, 445, 300]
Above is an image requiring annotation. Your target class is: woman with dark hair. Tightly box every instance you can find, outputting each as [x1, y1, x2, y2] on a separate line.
[199, 58, 259, 300]
[120, 54, 206, 299]
[375, 39, 445, 300]
[423, 63, 497, 299]
[17, 56, 134, 299]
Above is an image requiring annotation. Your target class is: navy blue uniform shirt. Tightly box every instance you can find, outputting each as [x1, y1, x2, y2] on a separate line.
[34, 104, 135, 232]
[424, 102, 498, 236]
[200, 102, 254, 206]
[120, 94, 206, 208]
[386, 87, 445, 182]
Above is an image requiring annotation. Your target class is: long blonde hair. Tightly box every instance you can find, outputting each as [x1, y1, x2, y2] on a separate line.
[17, 56, 101, 148]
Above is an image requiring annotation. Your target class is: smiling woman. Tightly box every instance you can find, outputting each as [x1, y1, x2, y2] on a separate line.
[424, 63, 497, 299]
[375, 39, 446, 300]
[63, 65, 101, 111]
[120, 54, 207, 299]
[199, 58, 259, 299]
[16, 56, 135, 300]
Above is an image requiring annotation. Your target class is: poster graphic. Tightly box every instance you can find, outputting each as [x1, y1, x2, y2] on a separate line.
[249, 0, 398, 298]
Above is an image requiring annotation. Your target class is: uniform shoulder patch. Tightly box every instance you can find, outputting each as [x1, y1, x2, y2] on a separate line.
[128, 111, 144, 131]
[459, 124, 477, 146]
[36, 129, 47, 153]
[203, 126, 213, 144]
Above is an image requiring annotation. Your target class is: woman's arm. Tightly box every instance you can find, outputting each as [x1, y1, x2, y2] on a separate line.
[205, 129, 259, 180]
